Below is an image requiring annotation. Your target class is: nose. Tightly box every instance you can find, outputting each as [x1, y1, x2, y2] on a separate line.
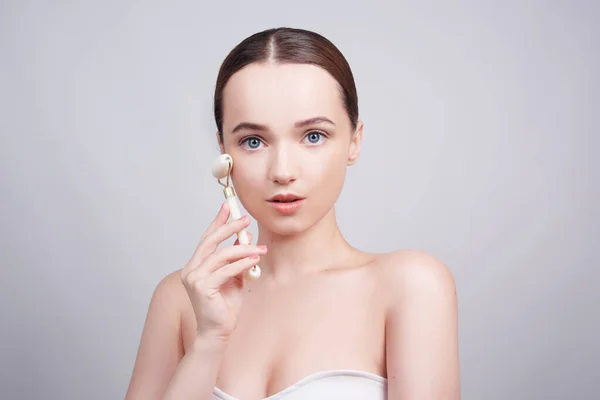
[267, 145, 297, 185]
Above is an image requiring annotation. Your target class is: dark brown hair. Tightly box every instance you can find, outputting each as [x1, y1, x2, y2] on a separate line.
[214, 27, 359, 142]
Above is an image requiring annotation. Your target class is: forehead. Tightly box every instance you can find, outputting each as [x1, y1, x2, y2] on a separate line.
[221, 63, 347, 131]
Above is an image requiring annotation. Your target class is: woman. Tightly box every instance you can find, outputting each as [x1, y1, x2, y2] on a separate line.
[125, 27, 460, 400]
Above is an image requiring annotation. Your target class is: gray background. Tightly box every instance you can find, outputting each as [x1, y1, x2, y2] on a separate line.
[1, 1, 598, 399]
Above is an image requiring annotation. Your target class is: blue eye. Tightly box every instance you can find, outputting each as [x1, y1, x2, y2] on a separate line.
[306, 131, 324, 144]
[241, 137, 262, 149]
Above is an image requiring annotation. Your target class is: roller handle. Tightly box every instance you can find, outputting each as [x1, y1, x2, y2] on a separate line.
[226, 195, 250, 245]
[225, 194, 261, 280]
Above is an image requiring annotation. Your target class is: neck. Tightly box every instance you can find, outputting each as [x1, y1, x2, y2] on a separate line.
[255, 207, 354, 283]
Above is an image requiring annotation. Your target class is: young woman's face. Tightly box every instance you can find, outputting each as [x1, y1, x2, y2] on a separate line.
[219, 62, 362, 236]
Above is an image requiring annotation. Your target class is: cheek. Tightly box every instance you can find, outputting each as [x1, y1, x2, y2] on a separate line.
[309, 149, 348, 195]
[230, 158, 265, 199]
[232, 169, 261, 192]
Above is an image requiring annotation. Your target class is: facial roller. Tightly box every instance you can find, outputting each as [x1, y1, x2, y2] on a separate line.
[211, 154, 261, 280]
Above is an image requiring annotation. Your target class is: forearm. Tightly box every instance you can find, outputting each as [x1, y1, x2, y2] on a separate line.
[162, 336, 227, 400]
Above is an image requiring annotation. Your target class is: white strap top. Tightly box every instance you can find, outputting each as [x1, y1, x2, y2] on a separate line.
[213, 370, 387, 400]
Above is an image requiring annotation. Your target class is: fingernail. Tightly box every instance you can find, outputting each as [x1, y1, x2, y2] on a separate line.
[258, 245, 267, 251]
[251, 255, 260, 260]
[242, 215, 249, 221]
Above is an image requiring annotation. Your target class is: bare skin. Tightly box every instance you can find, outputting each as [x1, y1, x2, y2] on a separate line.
[125, 62, 460, 400]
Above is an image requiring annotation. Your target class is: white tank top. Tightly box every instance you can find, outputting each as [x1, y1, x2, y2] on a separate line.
[212, 370, 387, 399]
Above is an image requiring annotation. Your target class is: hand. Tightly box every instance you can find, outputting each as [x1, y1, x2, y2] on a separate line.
[180, 202, 267, 342]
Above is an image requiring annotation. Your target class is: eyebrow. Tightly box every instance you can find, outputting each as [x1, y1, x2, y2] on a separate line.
[231, 116, 336, 134]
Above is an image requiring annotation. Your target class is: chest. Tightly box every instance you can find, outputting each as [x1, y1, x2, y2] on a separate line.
[182, 273, 387, 398]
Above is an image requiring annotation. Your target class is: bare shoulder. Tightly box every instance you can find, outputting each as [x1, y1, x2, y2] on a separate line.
[152, 268, 189, 309]
[157, 268, 186, 289]
[124, 269, 189, 400]
[141, 268, 191, 331]
[372, 250, 460, 398]
[373, 249, 457, 302]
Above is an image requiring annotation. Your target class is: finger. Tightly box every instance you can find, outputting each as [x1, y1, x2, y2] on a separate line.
[207, 255, 261, 288]
[184, 203, 231, 276]
[200, 202, 230, 242]
[233, 231, 253, 246]
[198, 244, 266, 275]
[184, 243, 264, 282]
[185, 216, 253, 276]
[201, 216, 251, 253]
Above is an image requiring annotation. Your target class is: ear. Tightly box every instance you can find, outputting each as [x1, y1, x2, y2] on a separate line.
[347, 120, 363, 166]
[216, 131, 225, 154]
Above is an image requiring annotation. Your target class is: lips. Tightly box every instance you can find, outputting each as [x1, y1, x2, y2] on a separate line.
[267, 193, 306, 215]
[268, 193, 305, 203]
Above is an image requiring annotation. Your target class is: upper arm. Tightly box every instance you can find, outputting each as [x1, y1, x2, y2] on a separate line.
[384, 250, 460, 400]
[125, 270, 186, 400]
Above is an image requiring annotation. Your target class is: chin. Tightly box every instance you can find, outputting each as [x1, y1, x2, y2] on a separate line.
[249, 204, 318, 237]
[250, 209, 305, 236]
[262, 219, 309, 237]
